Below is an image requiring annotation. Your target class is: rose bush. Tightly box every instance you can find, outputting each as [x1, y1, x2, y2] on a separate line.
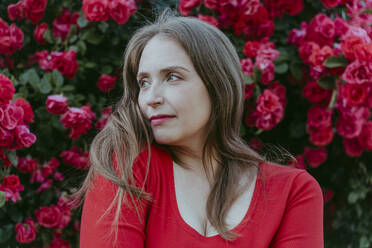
[0, 0, 371, 247]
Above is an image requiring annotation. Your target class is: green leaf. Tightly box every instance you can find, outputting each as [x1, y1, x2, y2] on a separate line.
[85, 62, 97, 68]
[52, 69, 64, 87]
[39, 73, 53, 94]
[348, 192, 358, 204]
[85, 31, 104, 45]
[43, 29, 54, 44]
[102, 65, 113, 74]
[77, 16, 89, 28]
[69, 34, 78, 43]
[77, 40, 87, 55]
[0, 224, 13, 243]
[243, 74, 254, 85]
[290, 62, 303, 80]
[323, 56, 348, 68]
[61, 85, 75, 92]
[317, 76, 336, 89]
[19, 68, 40, 88]
[275, 63, 288, 74]
[98, 22, 109, 33]
[0, 191, 5, 208]
[6, 151, 18, 167]
[359, 236, 370, 248]
[361, 8, 372, 15]
[252, 66, 261, 83]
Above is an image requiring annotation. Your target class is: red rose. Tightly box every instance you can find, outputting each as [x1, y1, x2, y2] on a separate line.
[95, 105, 112, 130]
[108, 0, 137, 25]
[15, 98, 34, 123]
[358, 121, 372, 150]
[299, 41, 320, 65]
[304, 146, 327, 168]
[46, 94, 68, 115]
[243, 41, 260, 58]
[255, 59, 275, 84]
[256, 41, 279, 62]
[0, 19, 24, 55]
[178, 0, 202, 16]
[309, 126, 334, 146]
[23, 0, 48, 24]
[321, 0, 340, 8]
[1, 102, 24, 130]
[14, 124, 37, 149]
[49, 232, 71, 248]
[15, 218, 37, 244]
[306, 13, 335, 47]
[264, 0, 303, 17]
[335, 115, 364, 139]
[204, 0, 218, 9]
[35, 205, 62, 228]
[53, 50, 79, 79]
[303, 81, 331, 103]
[343, 138, 363, 157]
[8, 1, 25, 22]
[307, 105, 333, 130]
[36, 50, 57, 71]
[96, 74, 116, 92]
[197, 14, 219, 28]
[255, 106, 284, 130]
[0, 126, 13, 147]
[342, 60, 372, 85]
[1, 174, 22, 191]
[268, 81, 287, 106]
[60, 146, 90, 169]
[288, 22, 307, 47]
[309, 45, 334, 67]
[34, 22, 48, 44]
[82, 0, 109, 22]
[340, 83, 367, 106]
[53, 8, 79, 40]
[288, 154, 306, 170]
[0, 73, 15, 105]
[17, 157, 39, 173]
[60, 105, 96, 139]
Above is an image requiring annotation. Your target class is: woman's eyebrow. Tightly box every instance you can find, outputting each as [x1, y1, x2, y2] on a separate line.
[137, 66, 190, 78]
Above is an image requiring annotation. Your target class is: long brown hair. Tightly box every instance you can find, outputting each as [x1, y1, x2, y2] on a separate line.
[74, 7, 267, 242]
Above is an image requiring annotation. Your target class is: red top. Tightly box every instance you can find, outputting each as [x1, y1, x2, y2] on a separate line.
[80, 144, 324, 248]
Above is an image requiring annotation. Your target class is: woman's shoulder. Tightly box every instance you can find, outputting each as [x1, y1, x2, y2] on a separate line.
[258, 161, 323, 200]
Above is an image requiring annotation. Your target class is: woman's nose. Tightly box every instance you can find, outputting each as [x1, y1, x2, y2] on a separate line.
[147, 82, 164, 108]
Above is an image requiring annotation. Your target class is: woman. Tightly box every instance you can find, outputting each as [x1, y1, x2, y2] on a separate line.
[78, 8, 324, 248]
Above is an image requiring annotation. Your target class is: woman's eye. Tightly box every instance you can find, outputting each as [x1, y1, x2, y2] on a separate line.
[139, 80, 149, 88]
[168, 74, 180, 81]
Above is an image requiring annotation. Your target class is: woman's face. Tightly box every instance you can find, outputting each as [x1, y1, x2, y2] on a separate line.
[137, 35, 211, 147]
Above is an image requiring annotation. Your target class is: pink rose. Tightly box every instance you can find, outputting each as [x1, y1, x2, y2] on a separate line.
[35, 50, 57, 71]
[23, 0, 48, 24]
[204, 0, 218, 9]
[178, 0, 202, 16]
[340, 83, 367, 106]
[96, 74, 116, 92]
[34, 22, 48, 44]
[46, 94, 69, 115]
[255, 59, 275, 84]
[36, 179, 52, 193]
[35, 205, 62, 228]
[306, 13, 335, 47]
[82, 0, 109, 22]
[0, 19, 24, 55]
[14, 124, 37, 149]
[108, 0, 137, 25]
[304, 146, 327, 168]
[1, 102, 24, 130]
[15, 218, 37, 244]
[257, 89, 281, 114]
[241, 58, 253, 76]
[197, 14, 219, 27]
[342, 60, 372, 85]
[0, 73, 15, 105]
[8, 1, 25, 22]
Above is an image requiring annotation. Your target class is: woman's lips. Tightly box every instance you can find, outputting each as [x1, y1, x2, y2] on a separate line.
[151, 117, 175, 126]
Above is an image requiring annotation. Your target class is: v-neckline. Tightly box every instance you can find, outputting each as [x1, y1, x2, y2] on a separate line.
[164, 149, 263, 241]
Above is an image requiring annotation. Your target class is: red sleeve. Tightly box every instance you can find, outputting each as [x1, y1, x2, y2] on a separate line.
[270, 171, 324, 248]
[80, 152, 151, 248]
